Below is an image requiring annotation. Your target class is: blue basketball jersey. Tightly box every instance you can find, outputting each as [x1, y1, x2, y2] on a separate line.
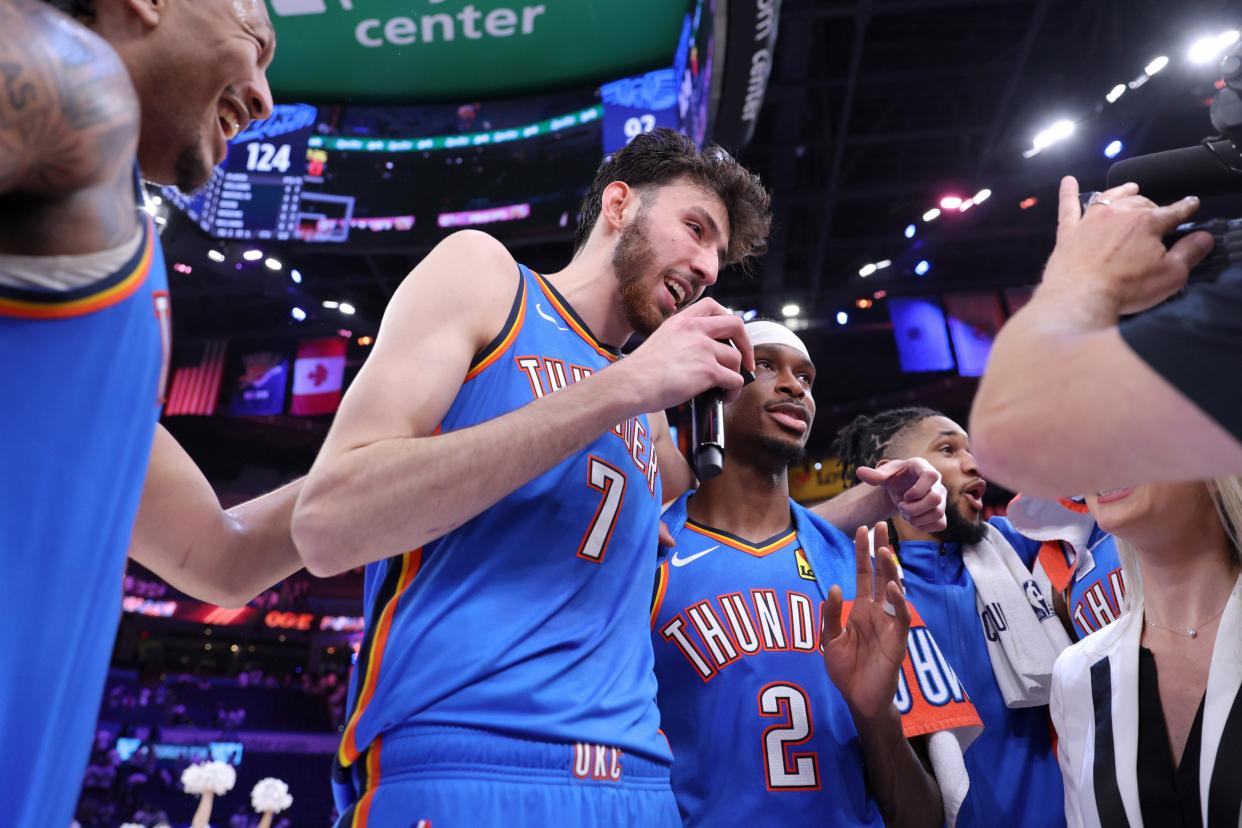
[997, 501, 1128, 640]
[0, 214, 169, 828]
[652, 493, 981, 827]
[896, 517, 1067, 828]
[1064, 529, 1125, 638]
[334, 264, 669, 806]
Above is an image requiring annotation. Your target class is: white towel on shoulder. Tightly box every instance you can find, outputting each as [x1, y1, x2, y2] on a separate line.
[963, 523, 1073, 707]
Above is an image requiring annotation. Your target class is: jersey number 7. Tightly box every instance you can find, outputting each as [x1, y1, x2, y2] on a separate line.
[577, 456, 626, 563]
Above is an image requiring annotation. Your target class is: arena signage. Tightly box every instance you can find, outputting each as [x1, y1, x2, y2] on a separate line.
[710, 0, 782, 151]
[264, 611, 317, 630]
[265, 0, 690, 101]
[319, 615, 367, 632]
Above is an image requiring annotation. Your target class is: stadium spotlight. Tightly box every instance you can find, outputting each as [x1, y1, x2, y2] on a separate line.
[1032, 120, 1075, 152]
[1144, 56, 1169, 76]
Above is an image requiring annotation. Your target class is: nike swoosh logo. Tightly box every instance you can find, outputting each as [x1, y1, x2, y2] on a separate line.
[670, 545, 719, 568]
[535, 303, 569, 331]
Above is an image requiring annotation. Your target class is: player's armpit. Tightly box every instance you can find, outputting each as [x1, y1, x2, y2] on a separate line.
[650, 409, 694, 500]
[0, 0, 139, 252]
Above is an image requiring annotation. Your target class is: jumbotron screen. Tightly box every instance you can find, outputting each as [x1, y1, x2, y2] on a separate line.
[164, 0, 713, 247]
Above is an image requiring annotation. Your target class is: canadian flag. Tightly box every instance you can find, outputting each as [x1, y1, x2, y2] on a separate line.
[291, 337, 347, 416]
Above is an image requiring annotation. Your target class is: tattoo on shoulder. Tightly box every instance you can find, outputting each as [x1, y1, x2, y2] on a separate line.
[0, 0, 138, 209]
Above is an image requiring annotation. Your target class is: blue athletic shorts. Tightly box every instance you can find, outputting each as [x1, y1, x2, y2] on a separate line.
[333, 725, 680, 827]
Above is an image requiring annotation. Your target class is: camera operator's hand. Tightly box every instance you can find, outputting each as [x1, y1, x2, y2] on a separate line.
[612, 298, 755, 414]
[1043, 176, 1215, 315]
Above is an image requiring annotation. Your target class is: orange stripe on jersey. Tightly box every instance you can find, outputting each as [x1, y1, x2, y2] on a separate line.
[684, 523, 798, 558]
[1038, 541, 1075, 594]
[338, 550, 423, 768]
[0, 218, 155, 319]
[465, 276, 527, 381]
[349, 736, 384, 828]
[532, 272, 619, 362]
[1058, 497, 1091, 515]
[650, 560, 669, 628]
[838, 600, 983, 738]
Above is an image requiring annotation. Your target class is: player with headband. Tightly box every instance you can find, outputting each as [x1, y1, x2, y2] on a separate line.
[651, 319, 980, 827]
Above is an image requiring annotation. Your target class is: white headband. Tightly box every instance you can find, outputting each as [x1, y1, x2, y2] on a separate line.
[745, 320, 812, 363]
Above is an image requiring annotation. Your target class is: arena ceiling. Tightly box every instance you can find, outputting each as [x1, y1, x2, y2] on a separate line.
[160, 0, 1242, 466]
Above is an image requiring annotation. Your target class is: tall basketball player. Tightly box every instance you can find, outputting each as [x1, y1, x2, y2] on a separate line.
[0, 2, 290, 825]
[293, 129, 770, 825]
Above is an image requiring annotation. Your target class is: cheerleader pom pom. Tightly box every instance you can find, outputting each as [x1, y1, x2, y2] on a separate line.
[181, 760, 237, 795]
[251, 777, 293, 814]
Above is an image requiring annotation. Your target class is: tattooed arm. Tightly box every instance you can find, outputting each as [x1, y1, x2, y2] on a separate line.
[0, 0, 140, 256]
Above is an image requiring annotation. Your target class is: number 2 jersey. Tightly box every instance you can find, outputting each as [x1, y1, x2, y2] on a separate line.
[651, 493, 981, 826]
[333, 263, 671, 807]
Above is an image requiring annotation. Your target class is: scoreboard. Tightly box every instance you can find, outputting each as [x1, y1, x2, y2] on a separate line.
[163, 0, 715, 246]
[162, 103, 341, 243]
[194, 172, 304, 241]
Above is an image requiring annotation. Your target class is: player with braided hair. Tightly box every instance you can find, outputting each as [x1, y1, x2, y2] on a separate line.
[835, 407, 942, 492]
[833, 407, 1075, 828]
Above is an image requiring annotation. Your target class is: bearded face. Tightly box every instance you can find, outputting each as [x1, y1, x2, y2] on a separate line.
[611, 209, 665, 336]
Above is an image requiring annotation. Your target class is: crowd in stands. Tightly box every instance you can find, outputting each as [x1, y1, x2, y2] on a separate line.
[74, 666, 346, 827]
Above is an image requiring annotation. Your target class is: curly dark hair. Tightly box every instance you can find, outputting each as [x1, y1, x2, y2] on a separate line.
[833, 407, 943, 487]
[574, 128, 771, 269]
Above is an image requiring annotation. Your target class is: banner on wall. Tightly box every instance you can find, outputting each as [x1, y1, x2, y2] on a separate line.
[263, 0, 689, 102]
[888, 297, 956, 374]
[710, 0, 782, 151]
[290, 337, 347, 416]
[943, 291, 1006, 379]
[229, 349, 290, 416]
[789, 458, 847, 503]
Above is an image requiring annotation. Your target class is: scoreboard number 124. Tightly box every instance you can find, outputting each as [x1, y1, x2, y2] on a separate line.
[244, 142, 294, 174]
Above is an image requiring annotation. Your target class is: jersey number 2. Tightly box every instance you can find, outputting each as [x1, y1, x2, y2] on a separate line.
[577, 456, 626, 563]
[757, 682, 820, 790]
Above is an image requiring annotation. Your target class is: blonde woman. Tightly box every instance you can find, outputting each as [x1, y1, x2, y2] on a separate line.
[1050, 478, 1242, 827]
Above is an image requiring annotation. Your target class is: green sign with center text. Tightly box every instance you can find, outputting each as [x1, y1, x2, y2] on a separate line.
[265, 0, 690, 102]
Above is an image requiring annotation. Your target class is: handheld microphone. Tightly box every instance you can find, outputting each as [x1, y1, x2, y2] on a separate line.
[690, 390, 726, 481]
[690, 350, 755, 482]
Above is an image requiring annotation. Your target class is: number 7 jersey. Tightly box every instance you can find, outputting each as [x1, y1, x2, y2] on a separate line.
[334, 263, 670, 785]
